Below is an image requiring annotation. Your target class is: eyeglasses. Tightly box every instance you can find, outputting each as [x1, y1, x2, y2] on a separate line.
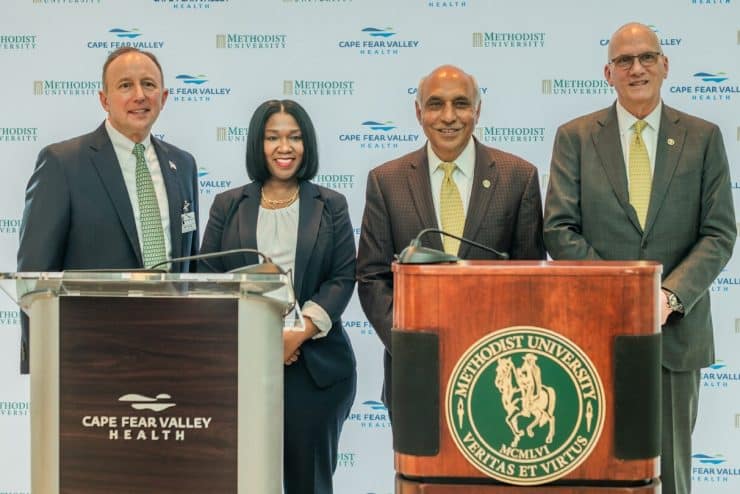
[609, 51, 662, 70]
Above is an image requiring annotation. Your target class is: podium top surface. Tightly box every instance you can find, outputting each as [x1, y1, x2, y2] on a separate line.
[0, 271, 294, 308]
[392, 260, 662, 276]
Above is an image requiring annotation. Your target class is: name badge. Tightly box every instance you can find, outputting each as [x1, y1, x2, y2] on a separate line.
[181, 212, 196, 233]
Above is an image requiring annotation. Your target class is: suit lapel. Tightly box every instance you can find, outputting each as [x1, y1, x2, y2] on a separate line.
[152, 137, 184, 260]
[459, 140, 498, 257]
[592, 105, 642, 232]
[644, 106, 685, 235]
[293, 182, 322, 301]
[237, 182, 261, 267]
[88, 123, 143, 266]
[406, 147, 444, 251]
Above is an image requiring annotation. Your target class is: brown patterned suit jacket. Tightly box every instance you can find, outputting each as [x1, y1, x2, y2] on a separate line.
[356, 138, 546, 409]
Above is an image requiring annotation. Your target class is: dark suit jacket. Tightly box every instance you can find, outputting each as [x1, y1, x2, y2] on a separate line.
[198, 181, 356, 389]
[544, 103, 737, 371]
[356, 139, 546, 408]
[18, 122, 200, 272]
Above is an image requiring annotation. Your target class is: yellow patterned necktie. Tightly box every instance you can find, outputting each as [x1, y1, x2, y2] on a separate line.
[439, 162, 465, 254]
[628, 120, 652, 228]
[133, 143, 167, 268]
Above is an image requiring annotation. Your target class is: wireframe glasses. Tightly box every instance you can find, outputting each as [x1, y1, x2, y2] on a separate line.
[609, 51, 662, 70]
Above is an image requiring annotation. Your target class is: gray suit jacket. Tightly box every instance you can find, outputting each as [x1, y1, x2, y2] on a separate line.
[357, 139, 546, 407]
[544, 103, 736, 371]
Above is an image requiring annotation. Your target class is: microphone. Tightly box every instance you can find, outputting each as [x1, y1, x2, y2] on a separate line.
[148, 248, 286, 275]
[396, 228, 509, 264]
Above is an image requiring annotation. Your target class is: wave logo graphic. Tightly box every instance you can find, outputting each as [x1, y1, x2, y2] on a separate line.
[693, 453, 727, 465]
[119, 393, 176, 412]
[362, 120, 396, 131]
[362, 27, 395, 38]
[362, 400, 387, 411]
[694, 72, 729, 83]
[708, 362, 727, 370]
[109, 28, 142, 39]
[198, 167, 209, 178]
[176, 74, 208, 85]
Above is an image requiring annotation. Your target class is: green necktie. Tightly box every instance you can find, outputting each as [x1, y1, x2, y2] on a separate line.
[628, 120, 652, 228]
[133, 143, 167, 268]
[439, 162, 465, 255]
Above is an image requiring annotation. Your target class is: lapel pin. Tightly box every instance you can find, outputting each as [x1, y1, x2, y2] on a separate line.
[482, 179, 491, 189]
[666, 138, 675, 146]
[169, 160, 177, 171]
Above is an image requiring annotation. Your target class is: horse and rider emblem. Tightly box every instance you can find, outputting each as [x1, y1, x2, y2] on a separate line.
[446, 326, 605, 486]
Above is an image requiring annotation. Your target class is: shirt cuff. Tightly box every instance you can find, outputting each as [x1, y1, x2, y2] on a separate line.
[302, 301, 331, 339]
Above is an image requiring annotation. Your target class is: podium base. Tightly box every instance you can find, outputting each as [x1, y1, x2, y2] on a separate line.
[396, 476, 661, 493]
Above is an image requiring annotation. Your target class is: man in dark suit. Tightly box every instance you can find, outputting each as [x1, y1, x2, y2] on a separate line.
[17, 47, 200, 372]
[544, 23, 736, 494]
[356, 64, 546, 415]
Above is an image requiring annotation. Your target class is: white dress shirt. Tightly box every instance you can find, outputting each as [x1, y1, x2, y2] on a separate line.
[105, 119, 172, 259]
[256, 199, 331, 338]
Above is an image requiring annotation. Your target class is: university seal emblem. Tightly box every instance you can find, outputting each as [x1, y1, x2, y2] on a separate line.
[445, 326, 605, 485]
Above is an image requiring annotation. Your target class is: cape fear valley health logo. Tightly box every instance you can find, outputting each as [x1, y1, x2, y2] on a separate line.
[0, 127, 38, 143]
[446, 326, 605, 486]
[339, 120, 420, 151]
[169, 74, 231, 103]
[542, 79, 614, 96]
[472, 32, 545, 48]
[711, 268, 740, 293]
[34, 79, 101, 96]
[198, 168, 232, 195]
[338, 27, 421, 56]
[343, 319, 376, 336]
[599, 24, 682, 47]
[692, 453, 740, 484]
[81, 393, 213, 441]
[347, 400, 390, 429]
[428, 0, 468, 7]
[669, 72, 739, 102]
[87, 28, 165, 50]
[475, 126, 545, 144]
[702, 361, 740, 388]
[0, 34, 38, 50]
[216, 33, 287, 49]
[152, 0, 229, 10]
[283, 79, 355, 97]
[690, 0, 732, 5]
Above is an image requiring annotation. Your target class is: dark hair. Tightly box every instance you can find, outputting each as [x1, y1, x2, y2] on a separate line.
[245, 99, 319, 182]
[102, 47, 164, 91]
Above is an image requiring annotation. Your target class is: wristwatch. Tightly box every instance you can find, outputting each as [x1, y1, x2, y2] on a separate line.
[664, 290, 685, 314]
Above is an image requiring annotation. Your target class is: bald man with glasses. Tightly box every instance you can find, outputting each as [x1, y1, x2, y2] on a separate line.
[544, 22, 736, 494]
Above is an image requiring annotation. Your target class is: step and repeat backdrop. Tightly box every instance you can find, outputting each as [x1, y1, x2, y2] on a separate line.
[1, 1, 739, 493]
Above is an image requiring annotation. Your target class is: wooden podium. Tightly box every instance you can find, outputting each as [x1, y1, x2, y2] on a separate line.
[391, 261, 662, 493]
[1, 271, 294, 494]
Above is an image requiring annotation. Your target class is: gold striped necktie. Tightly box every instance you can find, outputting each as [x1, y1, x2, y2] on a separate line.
[628, 120, 652, 228]
[133, 143, 167, 268]
[439, 162, 465, 254]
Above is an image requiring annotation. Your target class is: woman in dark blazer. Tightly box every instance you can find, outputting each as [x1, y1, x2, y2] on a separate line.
[199, 99, 357, 494]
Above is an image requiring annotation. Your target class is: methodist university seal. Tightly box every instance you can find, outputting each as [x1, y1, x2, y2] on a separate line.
[445, 326, 605, 485]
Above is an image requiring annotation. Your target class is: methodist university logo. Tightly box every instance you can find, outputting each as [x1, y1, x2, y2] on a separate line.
[446, 326, 605, 485]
